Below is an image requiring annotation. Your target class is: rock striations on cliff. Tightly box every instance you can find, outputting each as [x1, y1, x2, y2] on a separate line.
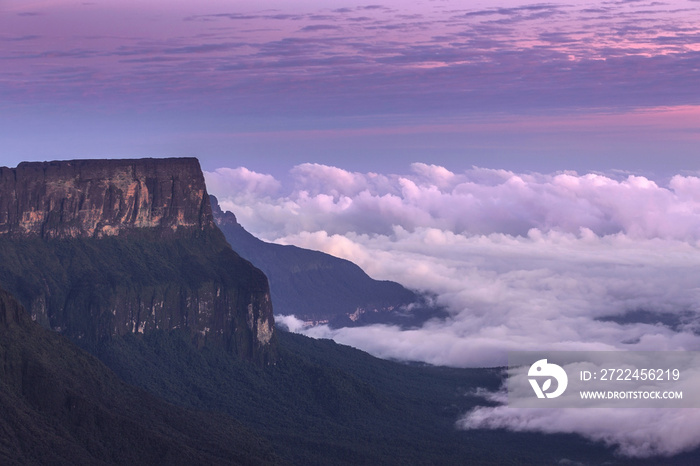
[0, 158, 276, 365]
[0, 158, 213, 239]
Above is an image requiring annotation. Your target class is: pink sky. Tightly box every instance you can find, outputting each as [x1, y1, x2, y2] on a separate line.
[1, 0, 699, 176]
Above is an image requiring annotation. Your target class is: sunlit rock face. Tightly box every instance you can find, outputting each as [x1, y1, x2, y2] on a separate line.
[0, 158, 276, 365]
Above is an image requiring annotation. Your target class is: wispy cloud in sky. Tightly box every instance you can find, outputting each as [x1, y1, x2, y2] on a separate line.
[3, 0, 699, 114]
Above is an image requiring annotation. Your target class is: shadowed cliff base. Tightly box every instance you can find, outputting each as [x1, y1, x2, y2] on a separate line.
[0, 285, 280, 465]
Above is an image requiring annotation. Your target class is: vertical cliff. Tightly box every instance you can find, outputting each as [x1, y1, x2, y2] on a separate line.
[0, 158, 276, 364]
[0, 158, 214, 238]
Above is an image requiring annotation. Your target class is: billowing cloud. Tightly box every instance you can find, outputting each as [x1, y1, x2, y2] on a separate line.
[207, 162, 700, 366]
[457, 361, 700, 458]
[207, 162, 700, 458]
[206, 166, 282, 197]
[209, 162, 700, 241]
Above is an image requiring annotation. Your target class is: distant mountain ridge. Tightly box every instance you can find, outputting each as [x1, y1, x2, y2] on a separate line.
[0, 158, 276, 364]
[210, 195, 446, 327]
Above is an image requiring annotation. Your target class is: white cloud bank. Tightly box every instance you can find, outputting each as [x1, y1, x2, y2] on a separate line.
[206, 163, 700, 457]
[461, 399, 700, 458]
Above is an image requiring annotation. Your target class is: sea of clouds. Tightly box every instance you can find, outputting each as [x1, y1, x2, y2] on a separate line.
[205, 163, 700, 458]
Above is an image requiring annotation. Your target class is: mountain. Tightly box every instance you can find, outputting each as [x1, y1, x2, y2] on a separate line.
[0, 158, 275, 364]
[0, 285, 279, 465]
[210, 195, 446, 328]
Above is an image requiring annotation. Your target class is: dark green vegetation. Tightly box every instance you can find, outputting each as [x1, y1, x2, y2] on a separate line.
[98, 329, 645, 465]
[0, 229, 276, 364]
[1, 283, 692, 465]
[211, 196, 447, 327]
[0, 287, 279, 465]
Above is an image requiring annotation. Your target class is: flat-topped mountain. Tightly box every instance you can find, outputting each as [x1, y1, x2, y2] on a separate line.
[0, 158, 276, 364]
[0, 158, 213, 239]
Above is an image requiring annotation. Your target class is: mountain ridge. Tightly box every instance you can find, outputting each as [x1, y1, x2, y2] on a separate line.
[210, 195, 446, 327]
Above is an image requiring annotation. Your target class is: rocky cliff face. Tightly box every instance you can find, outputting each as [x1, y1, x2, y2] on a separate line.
[0, 158, 276, 364]
[0, 285, 279, 464]
[0, 158, 213, 239]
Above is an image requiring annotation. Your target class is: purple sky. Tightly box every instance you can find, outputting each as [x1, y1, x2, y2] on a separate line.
[1, 0, 699, 177]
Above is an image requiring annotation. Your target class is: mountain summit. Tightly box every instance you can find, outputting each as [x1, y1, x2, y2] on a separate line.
[0, 158, 276, 364]
[0, 158, 213, 238]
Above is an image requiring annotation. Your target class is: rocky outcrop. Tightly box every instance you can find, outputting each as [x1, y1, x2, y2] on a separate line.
[0, 158, 276, 364]
[0, 158, 213, 239]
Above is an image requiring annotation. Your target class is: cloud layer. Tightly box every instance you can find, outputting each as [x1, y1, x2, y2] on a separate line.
[207, 162, 700, 457]
[210, 162, 700, 240]
[460, 398, 700, 458]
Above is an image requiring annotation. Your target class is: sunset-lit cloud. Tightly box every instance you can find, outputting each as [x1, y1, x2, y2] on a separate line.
[210, 162, 700, 241]
[208, 161, 700, 366]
